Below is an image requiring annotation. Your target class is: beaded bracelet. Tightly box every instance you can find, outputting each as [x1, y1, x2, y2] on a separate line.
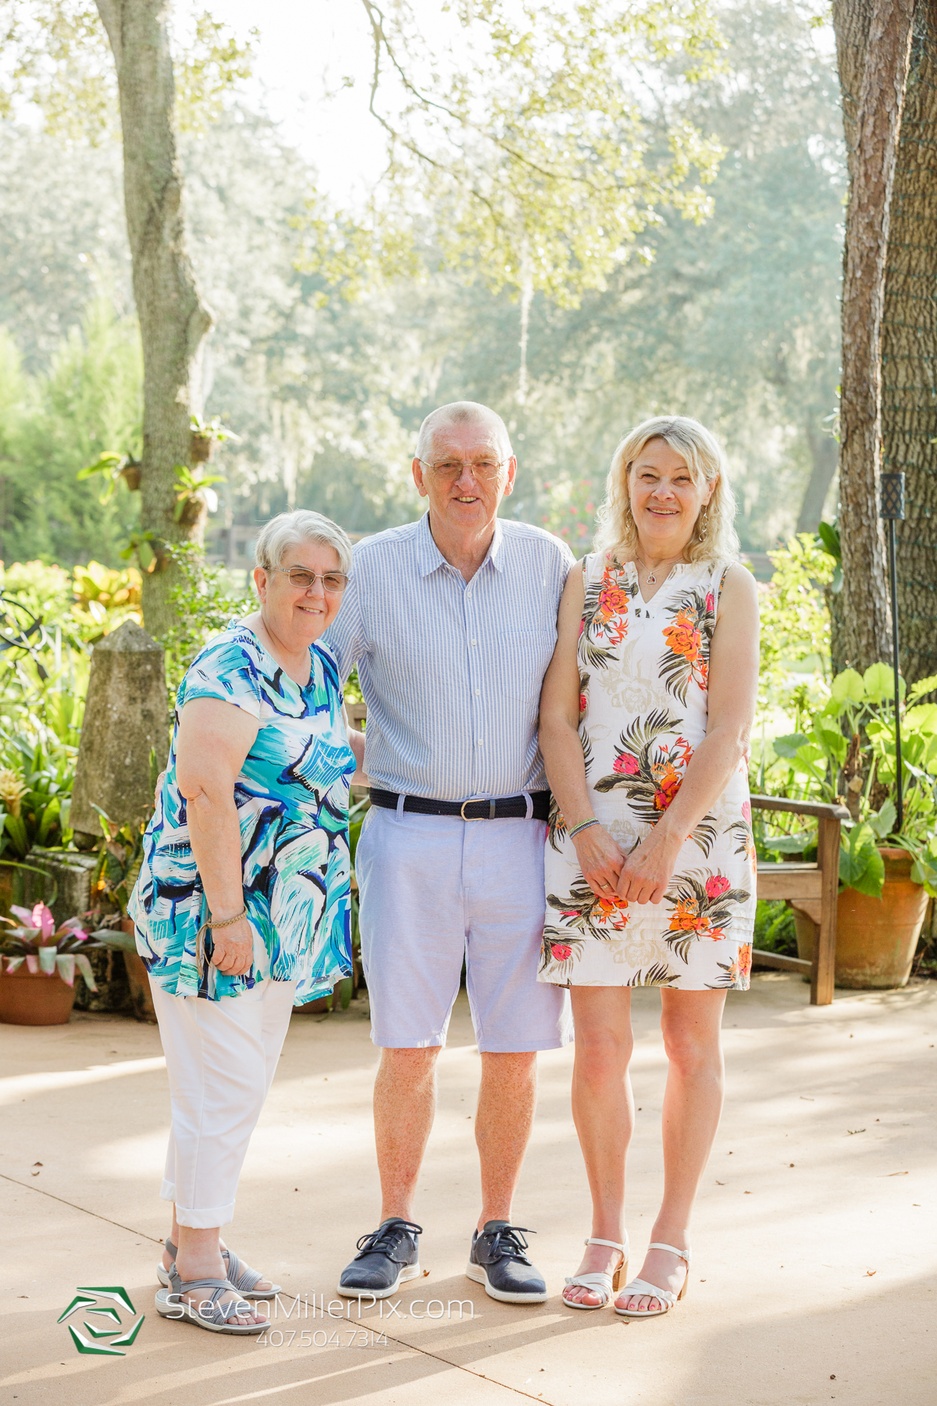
[568, 817, 600, 840]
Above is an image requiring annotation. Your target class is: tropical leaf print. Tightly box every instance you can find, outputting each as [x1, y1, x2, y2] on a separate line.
[539, 928, 586, 981]
[690, 814, 719, 858]
[727, 818, 757, 868]
[707, 943, 753, 990]
[663, 869, 752, 962]
[625, 961, 680, 988]
[593, 709, 693, 827]
[546, 874, 630, 940]
[578, 560, 637, 671]
[659, 586, 716, 705]
[548, 727, 595, 852]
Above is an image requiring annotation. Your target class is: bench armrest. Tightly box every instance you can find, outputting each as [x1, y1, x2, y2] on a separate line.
[750, 794, 850, 822]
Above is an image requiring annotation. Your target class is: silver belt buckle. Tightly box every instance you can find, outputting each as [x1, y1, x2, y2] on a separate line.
[460, 797, 490, 821]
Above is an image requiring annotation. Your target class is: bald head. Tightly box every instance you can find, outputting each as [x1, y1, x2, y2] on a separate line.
[415, 401, 513, 465]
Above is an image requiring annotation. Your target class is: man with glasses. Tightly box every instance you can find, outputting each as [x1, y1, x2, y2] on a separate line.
[326, 400, 573, 1305]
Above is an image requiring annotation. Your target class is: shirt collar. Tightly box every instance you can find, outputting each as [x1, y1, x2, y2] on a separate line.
[416, 512, 505, 577]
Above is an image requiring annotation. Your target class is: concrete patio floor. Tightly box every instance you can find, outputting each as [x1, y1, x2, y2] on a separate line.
[2, 972, 936, 1406]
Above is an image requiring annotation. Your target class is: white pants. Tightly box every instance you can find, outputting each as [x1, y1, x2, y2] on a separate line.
[151, 979, 297, 1228]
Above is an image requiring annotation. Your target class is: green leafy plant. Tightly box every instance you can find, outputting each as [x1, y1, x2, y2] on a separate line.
[173, 463, 225, 522]
[0, 731, 74, 859]
[161, 543, 254, 699]
[76, 451, 142, 502]
[90, 809, 147, 917]
[0, 901, 101, 990]
[765, 663, 937, 896]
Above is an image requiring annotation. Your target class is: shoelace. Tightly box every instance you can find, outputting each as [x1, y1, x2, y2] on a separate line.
[355, 1220, 422, 1262]
[483, 1225, 535, 1262]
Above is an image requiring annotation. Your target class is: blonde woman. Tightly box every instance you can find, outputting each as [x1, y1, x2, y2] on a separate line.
[538, 416, 759, 1317]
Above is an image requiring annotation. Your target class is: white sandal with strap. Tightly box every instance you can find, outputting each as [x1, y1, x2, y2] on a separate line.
[157, 1237, 281, 1299]
[562, 1236, 629, 1311]
[614, 1241, 689, 1318]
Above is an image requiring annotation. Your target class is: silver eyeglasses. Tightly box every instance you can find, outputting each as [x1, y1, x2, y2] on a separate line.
[273, 567, 350, 594]
[418, 457, 509, 483]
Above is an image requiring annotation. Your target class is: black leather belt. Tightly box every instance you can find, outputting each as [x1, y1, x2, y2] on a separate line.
[369, 787, 551, 821]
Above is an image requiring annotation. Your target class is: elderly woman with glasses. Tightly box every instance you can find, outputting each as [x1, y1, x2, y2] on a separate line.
[129, 509, 362, 1335]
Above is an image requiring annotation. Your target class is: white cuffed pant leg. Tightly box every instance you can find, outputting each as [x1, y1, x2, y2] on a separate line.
[151, 978, 297, 1229]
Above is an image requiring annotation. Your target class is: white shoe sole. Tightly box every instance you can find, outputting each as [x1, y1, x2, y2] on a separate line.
[465, 1261, 547, 1304]
[336, 1262, 422, 1299]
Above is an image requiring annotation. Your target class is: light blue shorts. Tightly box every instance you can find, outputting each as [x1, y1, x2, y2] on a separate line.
[356, 806, 572, 1052]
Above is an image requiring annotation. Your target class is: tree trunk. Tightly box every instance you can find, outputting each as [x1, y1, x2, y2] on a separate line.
[833, 0, 915, 671]
[94, 0, 213, 639]
[882, 5, 937, 686]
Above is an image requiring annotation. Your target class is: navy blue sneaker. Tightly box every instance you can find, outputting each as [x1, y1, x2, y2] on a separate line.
[466, 1221, 547, 1304]
[337, 1218, 423, 1299]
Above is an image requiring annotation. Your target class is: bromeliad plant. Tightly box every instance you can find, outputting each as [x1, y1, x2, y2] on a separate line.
[765, 663, 937, 897]
[0, 902, 101, 990]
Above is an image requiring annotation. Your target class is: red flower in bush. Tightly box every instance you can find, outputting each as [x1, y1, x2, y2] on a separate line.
[551, 943, 573, 962]
[705, 874, 731, 899]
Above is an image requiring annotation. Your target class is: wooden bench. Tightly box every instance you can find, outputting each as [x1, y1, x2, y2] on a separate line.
[751, 795, 850, 1006]
[343, 705, 848, 1006]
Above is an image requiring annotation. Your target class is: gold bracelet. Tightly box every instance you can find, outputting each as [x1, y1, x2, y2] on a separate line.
[207, 907, 248, 929]
[196, 906, 248, 975]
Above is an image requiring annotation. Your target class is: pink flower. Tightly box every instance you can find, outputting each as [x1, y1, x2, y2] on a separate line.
[705, 874, 731, 899]
[705, 592, 715, 613]
[551, 943, 573, 961]
[612, 753, 640, 775]
[579, 692, 588, 715]
[741, 801, 751, 824]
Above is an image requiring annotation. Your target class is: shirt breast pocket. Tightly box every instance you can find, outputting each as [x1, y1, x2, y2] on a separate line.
[492, 629, 555, 701]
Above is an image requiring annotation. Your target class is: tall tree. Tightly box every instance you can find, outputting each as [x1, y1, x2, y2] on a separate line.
[93, 0, 212, 637]
[881, 6, 937, 684]
[833, 0, 916, 671]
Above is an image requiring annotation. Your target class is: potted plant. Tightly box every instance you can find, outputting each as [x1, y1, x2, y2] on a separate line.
[0, 902, 101, 1025]
[189, 414, 239, 464]
[764, 663, 937, 987]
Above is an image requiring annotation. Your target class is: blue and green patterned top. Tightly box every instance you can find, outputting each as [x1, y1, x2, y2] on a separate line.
[128, 622, 356, 1004]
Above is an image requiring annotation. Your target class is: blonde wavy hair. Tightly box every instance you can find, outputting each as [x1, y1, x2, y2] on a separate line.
[594, 415, 739, 564]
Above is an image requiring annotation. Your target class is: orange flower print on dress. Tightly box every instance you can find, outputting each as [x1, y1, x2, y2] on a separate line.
[664, 869, 751, 964]
[652, 762, 682, 811]
[659, 586, 716, 703]
[592, 893, 629, 931]
[670, 898, 712, 936]
[663, 610, 701, 663]
[579, 561, 636, 669]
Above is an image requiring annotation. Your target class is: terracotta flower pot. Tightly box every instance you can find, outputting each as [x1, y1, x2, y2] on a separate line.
[0, 966, 77, 1025]
[795, 847, 928, 989]
[120, 918, 157, 1023]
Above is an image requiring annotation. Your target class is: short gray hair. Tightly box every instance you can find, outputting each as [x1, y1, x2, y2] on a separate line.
[254, 510, 352, 575]
[415, 401, 513, 463]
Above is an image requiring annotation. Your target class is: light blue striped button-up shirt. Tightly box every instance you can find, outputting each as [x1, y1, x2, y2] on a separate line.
[325, 514, 574, 801]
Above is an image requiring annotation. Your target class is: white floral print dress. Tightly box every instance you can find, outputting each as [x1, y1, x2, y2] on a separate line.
[538, 553, 755, 991]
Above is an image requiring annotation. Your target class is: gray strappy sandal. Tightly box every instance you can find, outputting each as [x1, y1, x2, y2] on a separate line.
[157, 1237, 282, 1299]
[155, 1264, 266, 1335]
